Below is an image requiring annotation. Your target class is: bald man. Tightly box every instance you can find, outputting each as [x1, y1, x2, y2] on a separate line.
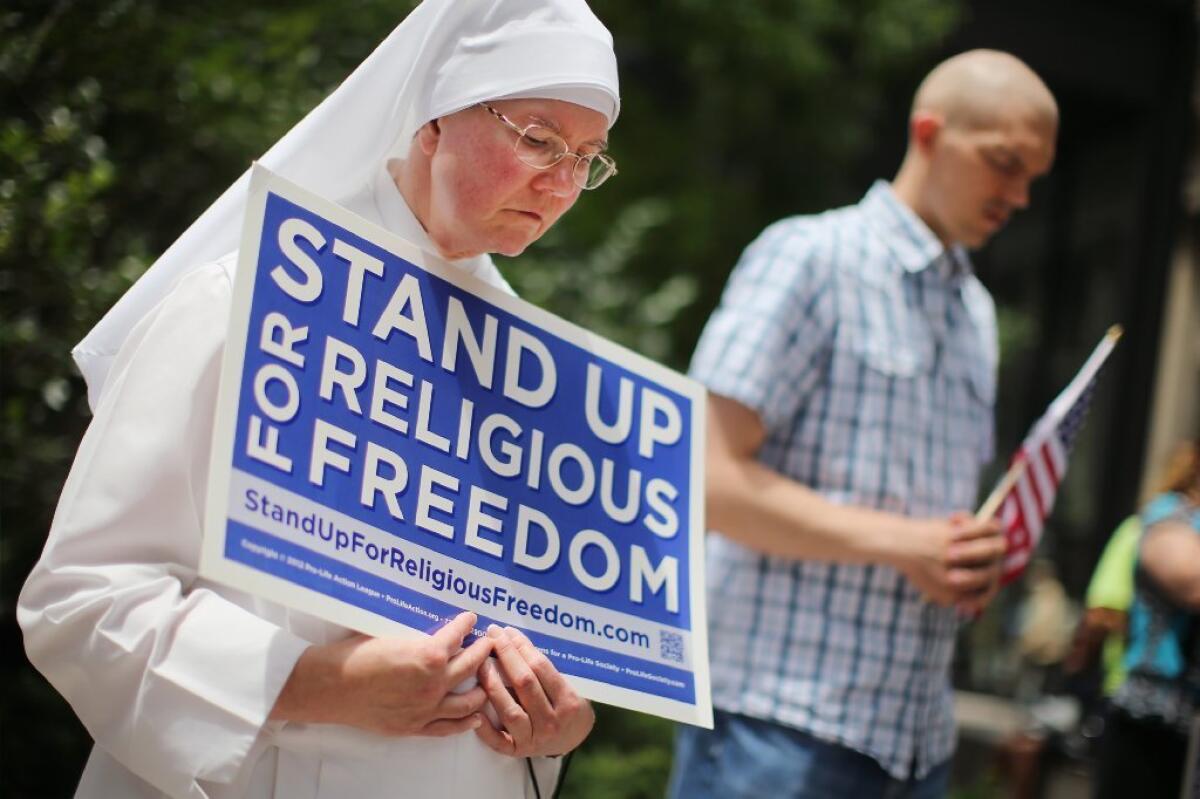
[668, 51, 1057, 798]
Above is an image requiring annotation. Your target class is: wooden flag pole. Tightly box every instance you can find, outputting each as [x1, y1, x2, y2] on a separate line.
[975, 458, 1028, 522]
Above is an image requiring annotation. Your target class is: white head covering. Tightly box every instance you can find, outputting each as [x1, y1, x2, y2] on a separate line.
[74, 0, 619, 410]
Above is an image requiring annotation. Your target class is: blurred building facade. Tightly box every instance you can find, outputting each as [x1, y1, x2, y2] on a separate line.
[933, 5, 1199, 794]
[938, 0, 1199, 598]
[1142, 157, 1200, 500]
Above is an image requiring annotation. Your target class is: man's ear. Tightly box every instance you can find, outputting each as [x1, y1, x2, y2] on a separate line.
[910, 111, 943, 154]
[416, 119, 441, 157]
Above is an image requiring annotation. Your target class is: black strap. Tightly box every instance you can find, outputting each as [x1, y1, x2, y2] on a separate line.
[526, 757, 543, 799]
[526, 752, 575, 799]
[552, 751, 574, 797]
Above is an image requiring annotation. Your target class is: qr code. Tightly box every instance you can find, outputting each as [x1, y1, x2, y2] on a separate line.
[660, 630, 684, 663]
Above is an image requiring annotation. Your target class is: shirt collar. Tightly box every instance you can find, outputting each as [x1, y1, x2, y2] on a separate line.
[860, 180, 972, 281]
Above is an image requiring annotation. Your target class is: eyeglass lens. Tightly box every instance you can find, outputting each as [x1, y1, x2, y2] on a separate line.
[513, 126, 614, 189]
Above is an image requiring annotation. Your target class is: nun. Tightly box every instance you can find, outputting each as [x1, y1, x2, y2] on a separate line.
[18, 1, 620, 797]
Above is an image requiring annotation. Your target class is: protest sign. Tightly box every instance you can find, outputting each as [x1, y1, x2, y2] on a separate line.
[200, 165, 711, 727]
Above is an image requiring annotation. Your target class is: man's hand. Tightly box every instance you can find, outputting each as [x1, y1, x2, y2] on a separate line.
[893, 513, 1006, 610]
[270, 611, 493, 737]
[474, 625, 594, 757]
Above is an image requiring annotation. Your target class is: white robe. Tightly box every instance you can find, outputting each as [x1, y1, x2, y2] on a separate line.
[18, 170, 560, 799]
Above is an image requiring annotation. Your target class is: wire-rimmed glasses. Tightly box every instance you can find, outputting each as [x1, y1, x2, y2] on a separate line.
[479, 102, 617, 190]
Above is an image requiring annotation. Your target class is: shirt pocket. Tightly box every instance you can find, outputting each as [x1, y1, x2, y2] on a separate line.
[858, 341, 927, 378]
[858, 334, 934, 457]
[825, 317, 933, 511]
[849, 275, 934, 381]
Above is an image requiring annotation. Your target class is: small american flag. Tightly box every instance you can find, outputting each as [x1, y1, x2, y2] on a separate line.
[987, 327, 1122, 584]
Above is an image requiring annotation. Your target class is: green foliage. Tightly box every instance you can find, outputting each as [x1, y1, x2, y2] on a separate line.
[2, 1, 960, 795]
[505, 197, 692, 363]
[557, 0, 965, 368]
[2, 4, 422, 794]
[949, 773, 1007, 799]
[559, 706, 677, 798]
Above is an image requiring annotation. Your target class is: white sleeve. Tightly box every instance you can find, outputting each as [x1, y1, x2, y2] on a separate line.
[18, 262, 311, 799]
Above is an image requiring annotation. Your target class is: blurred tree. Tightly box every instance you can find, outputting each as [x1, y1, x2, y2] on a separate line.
[1, 4, 420, 794]
[1, 0, 959, 795]
[532, 0, 963, 365]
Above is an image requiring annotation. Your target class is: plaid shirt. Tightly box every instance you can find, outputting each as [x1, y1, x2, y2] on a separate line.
[691, 181, 998, 779]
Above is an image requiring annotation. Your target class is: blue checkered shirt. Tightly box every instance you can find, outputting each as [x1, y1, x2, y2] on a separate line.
[691, 181, 998, 779]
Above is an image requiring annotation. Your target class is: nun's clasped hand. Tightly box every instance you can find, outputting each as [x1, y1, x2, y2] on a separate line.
[270, 611, 494, 736]
[474, 625, 595, 757]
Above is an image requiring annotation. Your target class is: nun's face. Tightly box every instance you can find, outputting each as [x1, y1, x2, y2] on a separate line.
[415, 98, 609, 259]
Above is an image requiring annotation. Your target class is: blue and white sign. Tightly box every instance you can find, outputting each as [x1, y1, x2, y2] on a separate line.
[201, 165, 711, 727]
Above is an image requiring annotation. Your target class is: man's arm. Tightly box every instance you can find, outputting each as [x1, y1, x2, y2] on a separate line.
[706, 392, 1006, 609]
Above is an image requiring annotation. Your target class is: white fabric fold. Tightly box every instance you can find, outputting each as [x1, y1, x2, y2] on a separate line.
[21, 257, 313, 798]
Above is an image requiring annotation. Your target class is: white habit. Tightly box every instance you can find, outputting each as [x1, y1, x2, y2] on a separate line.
[18, 0, 620, 795]
[20, 169, 552, 799]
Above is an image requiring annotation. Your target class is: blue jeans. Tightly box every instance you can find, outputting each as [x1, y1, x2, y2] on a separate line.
[667, 710, 952, 799]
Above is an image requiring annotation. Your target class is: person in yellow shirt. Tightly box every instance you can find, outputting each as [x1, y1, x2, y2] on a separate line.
[1066, 516, 1141, 694]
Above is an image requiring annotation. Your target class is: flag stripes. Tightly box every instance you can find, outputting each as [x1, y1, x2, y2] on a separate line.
[992, 328, 1121, 584]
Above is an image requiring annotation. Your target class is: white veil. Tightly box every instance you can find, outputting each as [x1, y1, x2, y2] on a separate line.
[74, 0, 619, 410]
